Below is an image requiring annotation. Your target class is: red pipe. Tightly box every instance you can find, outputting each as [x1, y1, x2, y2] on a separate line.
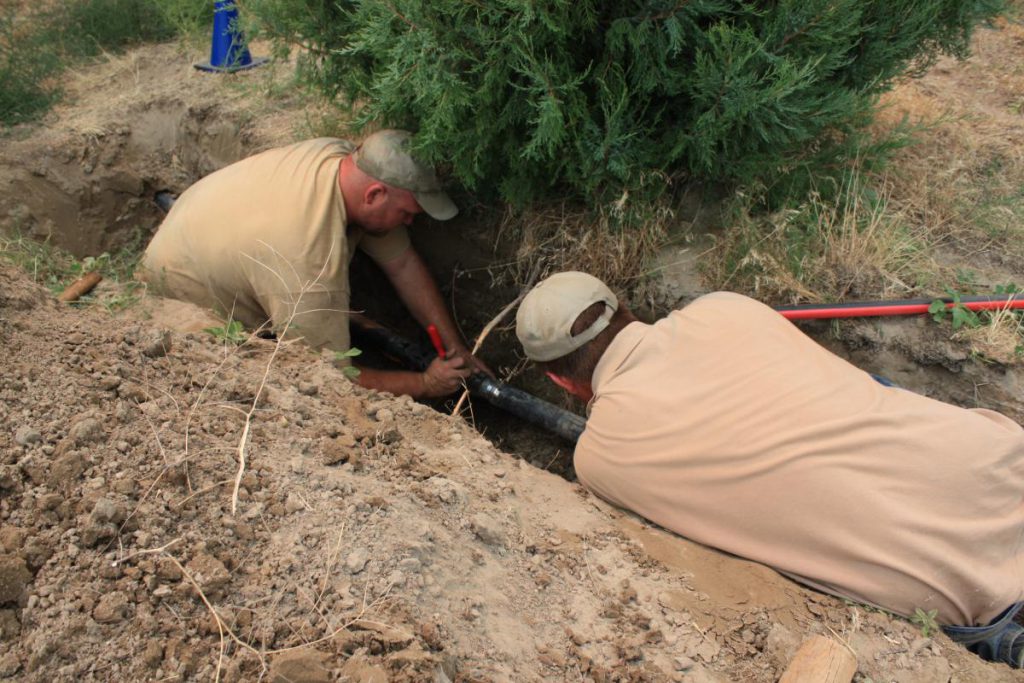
[775, 295, 1024, 320]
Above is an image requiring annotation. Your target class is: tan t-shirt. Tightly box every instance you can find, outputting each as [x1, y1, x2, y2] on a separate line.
[577, 292, 1024, 626]
[140, 138, 410, 351]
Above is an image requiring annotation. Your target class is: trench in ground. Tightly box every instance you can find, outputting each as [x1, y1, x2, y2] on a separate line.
[5, 104, 1022, 479]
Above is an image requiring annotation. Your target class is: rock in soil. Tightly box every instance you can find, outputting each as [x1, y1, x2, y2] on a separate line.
[13, 427, 41, 447]
[270, 649, 332, 683]
[0, 556, 31, 605]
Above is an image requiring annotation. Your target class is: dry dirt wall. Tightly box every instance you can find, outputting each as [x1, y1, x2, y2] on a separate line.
[0, 102, 249, 257]
[0, 44, 273, 257]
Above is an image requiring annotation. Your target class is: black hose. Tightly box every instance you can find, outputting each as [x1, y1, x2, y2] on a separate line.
[467, 375, 586, 444]
[351, 322, 585, 443]
[351, 322, 435, 371]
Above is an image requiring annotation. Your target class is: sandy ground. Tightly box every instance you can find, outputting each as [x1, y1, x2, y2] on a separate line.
[1, 27, 1023, 683]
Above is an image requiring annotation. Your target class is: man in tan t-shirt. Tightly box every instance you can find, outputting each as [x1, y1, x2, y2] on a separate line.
[141, 130, 486, 398]
[515, 271, 1024, 667]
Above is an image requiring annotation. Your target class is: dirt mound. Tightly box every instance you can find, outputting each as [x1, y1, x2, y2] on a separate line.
[1, 265, 1017, 682]
[0, 43, 290, 257]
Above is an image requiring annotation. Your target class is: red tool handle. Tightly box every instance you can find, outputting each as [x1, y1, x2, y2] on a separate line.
[426, 324, 446, 359]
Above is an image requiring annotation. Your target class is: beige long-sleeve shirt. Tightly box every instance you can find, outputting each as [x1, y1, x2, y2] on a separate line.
[141, 138, 410, 351]
[577, 292, 1024, 626]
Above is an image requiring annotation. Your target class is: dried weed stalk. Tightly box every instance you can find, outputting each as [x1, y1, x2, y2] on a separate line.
[230, 241, 338, 514]
[161, 552, 390, 682]
[450, 261, 541, 417]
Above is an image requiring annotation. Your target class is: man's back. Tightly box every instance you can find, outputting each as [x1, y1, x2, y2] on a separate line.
[578, 292, 1024, 626]
[141, 138, 408, 350]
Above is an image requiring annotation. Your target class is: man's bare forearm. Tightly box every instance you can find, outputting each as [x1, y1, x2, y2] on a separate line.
[377, 247, 493, 378]
[380, 249, 466, 350]
[354, 366, 425, 398]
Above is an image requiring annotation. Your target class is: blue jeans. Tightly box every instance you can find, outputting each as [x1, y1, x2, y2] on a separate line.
[870, 373, 897, 387]
[943, 603, 1024, 667]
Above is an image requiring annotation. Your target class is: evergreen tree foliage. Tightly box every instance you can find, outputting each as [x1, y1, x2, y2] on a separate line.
[251, 0, 1003, 210]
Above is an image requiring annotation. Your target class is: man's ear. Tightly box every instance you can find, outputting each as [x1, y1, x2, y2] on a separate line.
[364, 183, 387, 207]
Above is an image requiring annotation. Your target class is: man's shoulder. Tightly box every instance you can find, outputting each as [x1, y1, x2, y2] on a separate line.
[668, 291, 780, 326]
[678, 291, 759, 312]
[190, 138, 354, 183]
[256, 137, 356, 160]
[293, 137, 357, 154]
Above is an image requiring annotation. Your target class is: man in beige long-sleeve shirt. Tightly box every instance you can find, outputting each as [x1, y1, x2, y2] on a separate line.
[516, 271, 1024, 667]
[142, 130, 487, 398]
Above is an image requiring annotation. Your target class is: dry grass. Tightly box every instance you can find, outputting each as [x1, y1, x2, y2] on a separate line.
[703, 175, 936, 305]
[954, 303, 1024, 365]
[49, 40, 300, 147]
[869, 13, 1024, 358]
[494, 198, 674, 297]
[871, 16, 1024, 262]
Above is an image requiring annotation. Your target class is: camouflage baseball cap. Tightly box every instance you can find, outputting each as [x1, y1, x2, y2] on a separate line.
[353, 129, 458, 221]
[516, 272, 619, 362]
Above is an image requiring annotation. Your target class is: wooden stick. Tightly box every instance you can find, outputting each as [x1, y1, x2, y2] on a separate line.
[779, 635, 857, 683]
[57, 271, 102, 302]
[450, 261, 543, 417]
[450, 293, 526, 416]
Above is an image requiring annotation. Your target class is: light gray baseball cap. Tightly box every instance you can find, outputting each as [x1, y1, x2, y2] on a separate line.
[516, 271, 618, 362]
[353, 129, 458, 221]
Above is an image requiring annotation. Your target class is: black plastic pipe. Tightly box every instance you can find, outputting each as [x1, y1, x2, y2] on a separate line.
[155, 190, 176, 213]
[351, 321, 586, 444]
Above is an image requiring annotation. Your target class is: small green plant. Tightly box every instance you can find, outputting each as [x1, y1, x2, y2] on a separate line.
[99, 281, 143, 312]
[928, 288, 982, 330]
[334, 347, 362, 379]
[929, 280, 1024, 363]
[930, 281, 1022, 332]
[1, 232, 144, 309]
[910, 607, 940, 637]
[46, 253, 108, 295]
[204, 319, 249, 345]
